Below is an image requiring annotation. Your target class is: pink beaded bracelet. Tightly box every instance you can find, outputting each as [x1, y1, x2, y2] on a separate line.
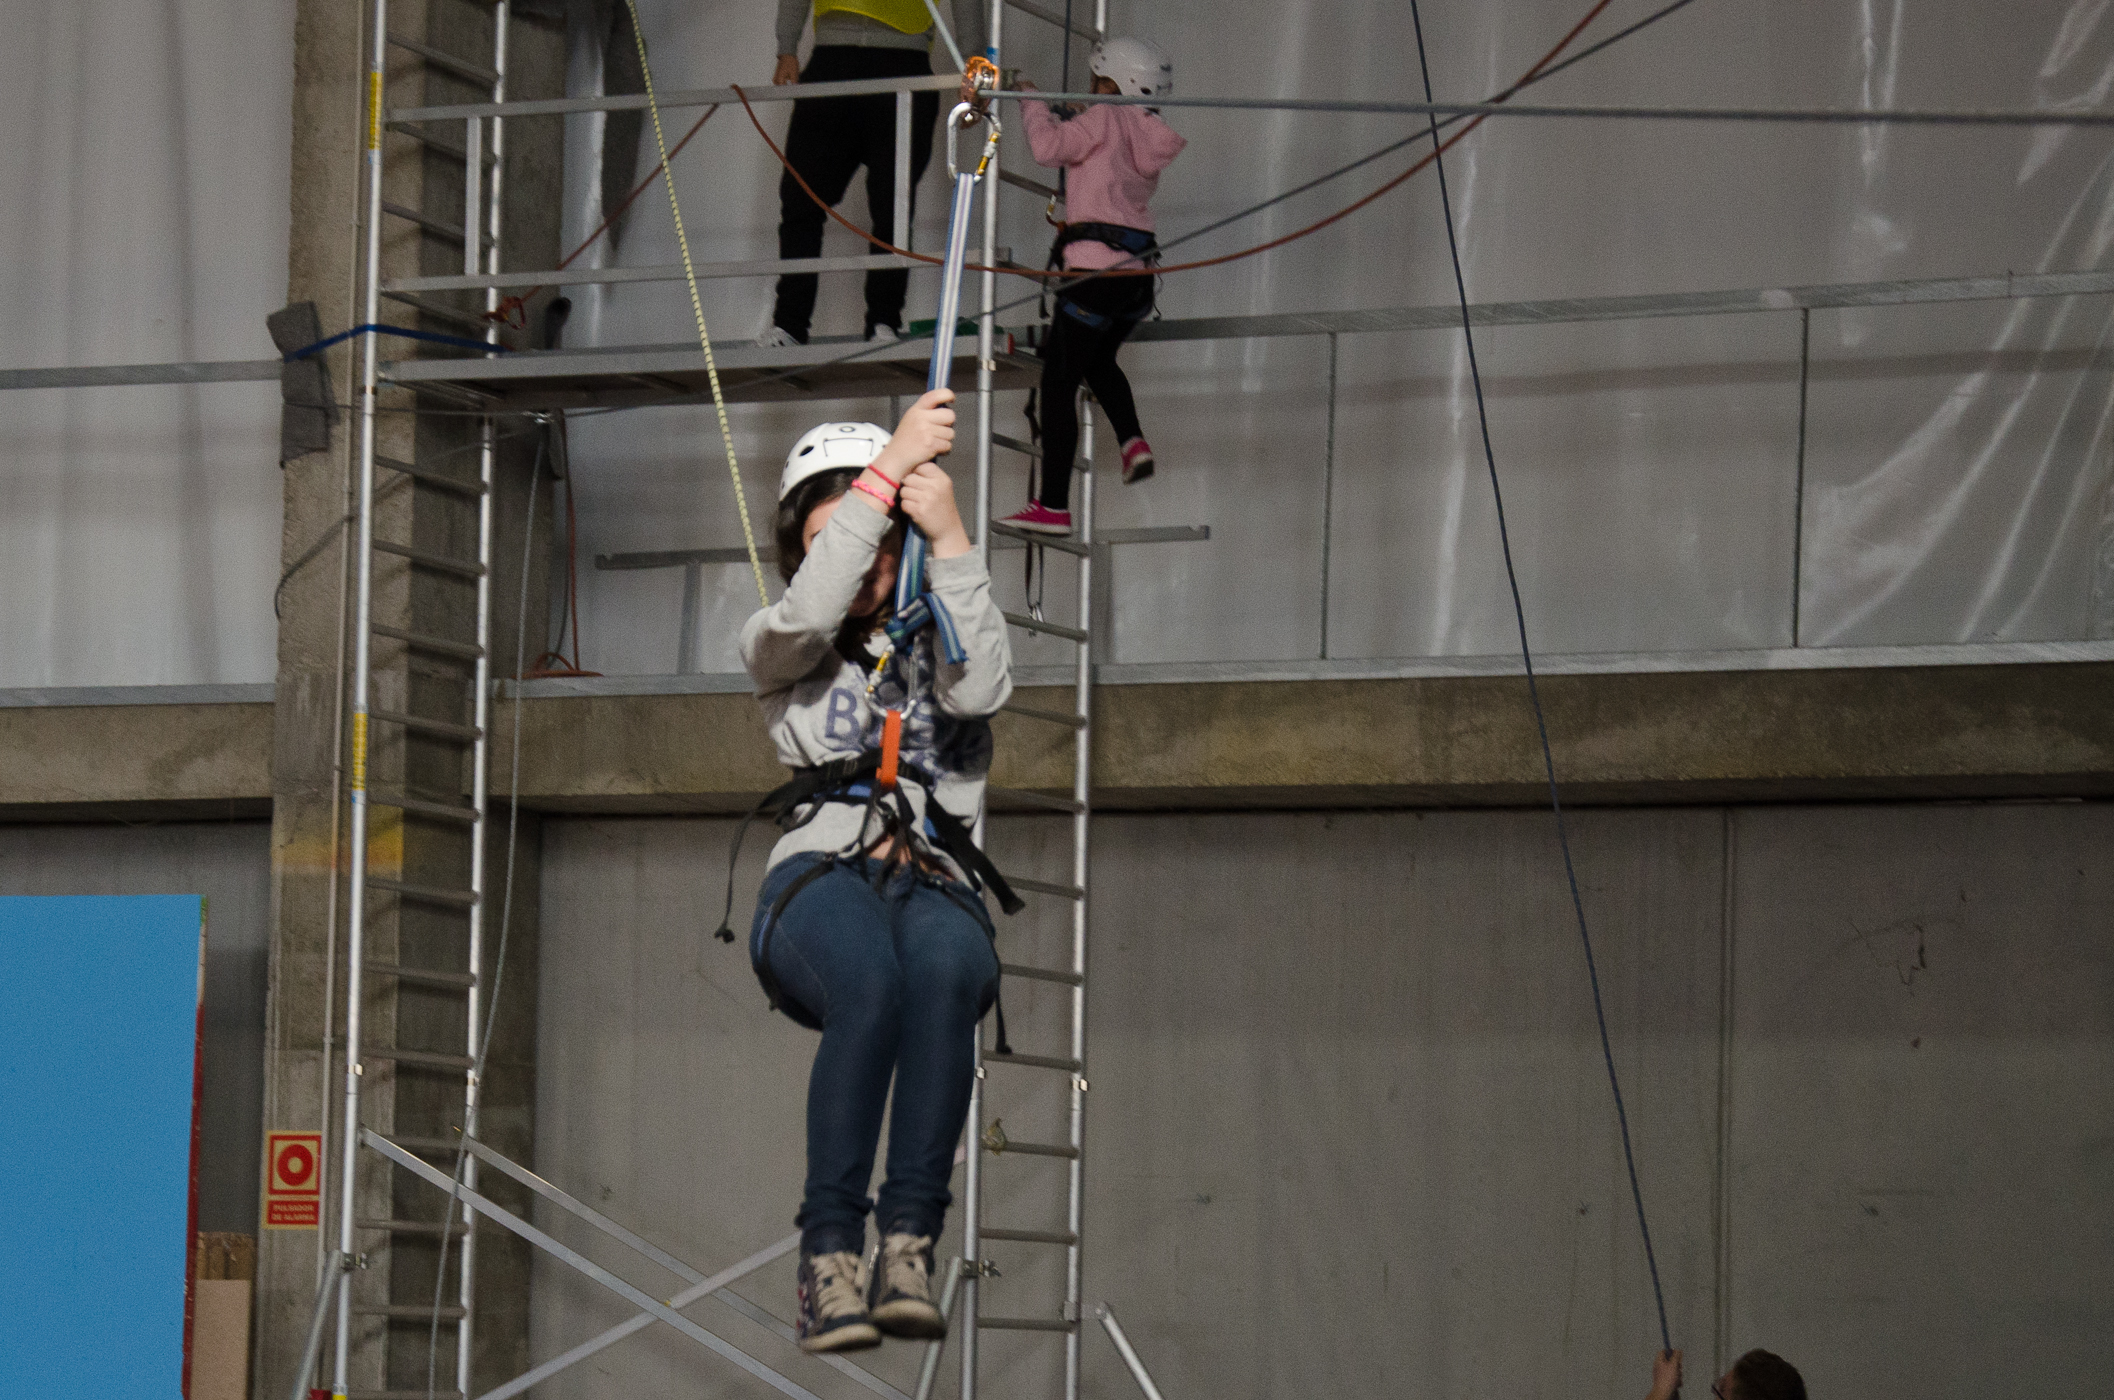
[852, 477, 897, 510]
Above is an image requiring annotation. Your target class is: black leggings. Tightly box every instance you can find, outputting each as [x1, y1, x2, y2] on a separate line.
[772, 47, 940, 340]
[1036, 279, 1152, 511]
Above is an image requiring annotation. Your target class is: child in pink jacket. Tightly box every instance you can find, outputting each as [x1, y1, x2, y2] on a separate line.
[1001, 38, 1185, 536]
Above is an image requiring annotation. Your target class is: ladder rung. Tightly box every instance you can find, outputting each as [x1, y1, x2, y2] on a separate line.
[990, 522, 1089, 557]
[363, 1046, 476, 1072]
[364, 960, 477, 991]
[380, 290, 494, 334]
[352, 1304, 467, 1322]
[373, 624, 485, 662]
[370, 707, 482, 743]
[983, 1138, 1079, 1160]
[988, 787, 1086, 815]
[356, 1217, 469, 1237]
[1001, 962, 1083, 987]
[1000, 167, 1061, 200]
[1003, 874, 1085, 900]
[386, 31, 501, 86]
[390, 1133, 467, 1157]
[981, 1227, 1078, 1246]
[384, 121, 500, 167]
[375, 454, 488, 497]
[985, 1051, 1081, 1073]
[1000, 702, 1086, 729]
[977, 1315, 1078, 1333]
[381, 200, 489, 249]
[366, 790, 480, 824]
[366, 876, 479, 910]
[1004, 612, 1088, 643]
[992, 431, 1041, 459]
[373, 539, 486, 580]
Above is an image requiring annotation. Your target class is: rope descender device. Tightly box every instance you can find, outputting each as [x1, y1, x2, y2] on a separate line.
[959, 55, 1001, 125]
[887, 96, 1000, 667]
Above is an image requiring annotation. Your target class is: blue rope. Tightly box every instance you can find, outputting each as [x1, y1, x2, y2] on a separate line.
[1406, 0, 1674, 1356]
[282, 323, 508, 362]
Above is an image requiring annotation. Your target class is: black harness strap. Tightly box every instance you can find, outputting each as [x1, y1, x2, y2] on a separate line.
[719, 749, 1023, 1043]
[713, 750, 882, 943]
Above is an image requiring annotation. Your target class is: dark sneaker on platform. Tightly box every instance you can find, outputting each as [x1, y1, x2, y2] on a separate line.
[867, 1231, 947, 1339]
[797, 1250, 881, 1353]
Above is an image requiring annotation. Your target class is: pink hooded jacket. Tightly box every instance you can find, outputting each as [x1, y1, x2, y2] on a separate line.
[1020, 99, 1186, 269]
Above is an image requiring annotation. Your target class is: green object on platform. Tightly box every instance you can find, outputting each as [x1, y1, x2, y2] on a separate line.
[905, 317, 980, 339]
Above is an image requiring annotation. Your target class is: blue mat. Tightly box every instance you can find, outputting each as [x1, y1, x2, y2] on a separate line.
[0, 896, 203, 1399]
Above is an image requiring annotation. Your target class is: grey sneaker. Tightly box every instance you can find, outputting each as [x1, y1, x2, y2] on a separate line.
[866, 1231, 946, 1339]
[797, 1250, 880, 1352]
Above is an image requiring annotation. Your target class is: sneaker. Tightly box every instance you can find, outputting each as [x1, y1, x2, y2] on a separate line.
[865, 322, 900, 343]
[756, 324, 804, 350]
[1120, 437, 1155, 485]
[796, 1251, 880, 1353]
[1000, 502, 1073, 536]
[867, 1231, 947, 1339]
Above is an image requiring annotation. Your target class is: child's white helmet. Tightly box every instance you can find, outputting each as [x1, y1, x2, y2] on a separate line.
[1089, 37, 1172, 101]
[780, 421, 891, 500]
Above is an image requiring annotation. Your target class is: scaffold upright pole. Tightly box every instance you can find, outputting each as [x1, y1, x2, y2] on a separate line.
[333, 0, 390, 1394]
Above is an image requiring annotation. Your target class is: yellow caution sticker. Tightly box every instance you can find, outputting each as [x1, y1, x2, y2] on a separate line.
[351, 710, 368, 792]
[368, 71, 382, 151]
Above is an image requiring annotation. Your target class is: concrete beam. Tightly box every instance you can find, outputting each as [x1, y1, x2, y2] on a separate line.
[0, 699, 273, 821]
[486, 662, 2114, 811]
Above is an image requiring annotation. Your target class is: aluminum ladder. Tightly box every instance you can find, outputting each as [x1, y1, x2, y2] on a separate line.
[960, 5, 1106, 1399]
[328, 4, 509, 1398]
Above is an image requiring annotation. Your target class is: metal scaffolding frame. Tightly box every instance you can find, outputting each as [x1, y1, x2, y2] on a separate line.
[229, 5, 2114, 1399]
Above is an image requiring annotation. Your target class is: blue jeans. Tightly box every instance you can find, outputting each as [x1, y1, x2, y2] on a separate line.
[751, 853, 1001, 1256]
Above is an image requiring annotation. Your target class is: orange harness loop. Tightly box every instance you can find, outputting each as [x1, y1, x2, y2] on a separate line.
[877, 709, 903, 790]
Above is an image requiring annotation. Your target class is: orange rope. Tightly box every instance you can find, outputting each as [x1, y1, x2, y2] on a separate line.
[734, 0, 1618, 281]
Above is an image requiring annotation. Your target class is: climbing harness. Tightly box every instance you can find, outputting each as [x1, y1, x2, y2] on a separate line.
[622, 0, 769, 607]
[713, 744, 1025, 1044]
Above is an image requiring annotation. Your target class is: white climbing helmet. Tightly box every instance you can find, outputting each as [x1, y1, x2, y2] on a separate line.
[1090, 37, 1172, 102]
[780, 421, 891, 500]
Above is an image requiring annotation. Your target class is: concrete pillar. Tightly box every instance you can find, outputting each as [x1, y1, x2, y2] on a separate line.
[259, 2, 563, 1394]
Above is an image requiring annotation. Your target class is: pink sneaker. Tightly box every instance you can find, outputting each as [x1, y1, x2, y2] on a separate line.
[1000, 502, 1074, 536]
[1120, 437, 1155, 485]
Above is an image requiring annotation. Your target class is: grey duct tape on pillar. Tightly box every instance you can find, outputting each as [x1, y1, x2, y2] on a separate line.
[266, 301, 340, 464]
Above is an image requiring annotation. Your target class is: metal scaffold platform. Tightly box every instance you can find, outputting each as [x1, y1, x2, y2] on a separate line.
[388, 335, 1041, 410]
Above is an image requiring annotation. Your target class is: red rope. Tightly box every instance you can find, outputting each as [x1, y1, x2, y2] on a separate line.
[486, 104, 722, 327]
[733, 0, 1618, 281]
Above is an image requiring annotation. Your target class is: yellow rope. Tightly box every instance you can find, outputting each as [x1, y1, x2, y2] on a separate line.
[623, 0, 770, 607]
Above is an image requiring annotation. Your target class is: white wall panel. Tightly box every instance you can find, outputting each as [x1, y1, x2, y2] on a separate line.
[561, 1, 2114, 674]
[0, 1, 292, 687]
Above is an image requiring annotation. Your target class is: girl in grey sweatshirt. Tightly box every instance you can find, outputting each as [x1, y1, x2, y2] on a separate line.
[735, 388, 1014, 1354]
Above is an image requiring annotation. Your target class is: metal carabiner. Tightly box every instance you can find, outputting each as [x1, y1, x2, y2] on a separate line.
[946, 103, 1002, 181]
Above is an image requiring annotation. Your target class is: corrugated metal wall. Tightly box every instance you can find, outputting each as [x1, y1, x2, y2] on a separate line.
[530, 801, 2114, 1400]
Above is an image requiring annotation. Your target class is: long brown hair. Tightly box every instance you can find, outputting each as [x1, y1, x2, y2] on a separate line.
[773, 468, 860, 583]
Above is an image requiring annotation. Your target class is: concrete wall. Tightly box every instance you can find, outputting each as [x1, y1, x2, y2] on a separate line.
[528, 803, 2113, 1400]
[0, 819, 272, 1234]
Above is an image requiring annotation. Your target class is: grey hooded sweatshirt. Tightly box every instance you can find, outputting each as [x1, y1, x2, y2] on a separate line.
[740, 492, 1012, 879]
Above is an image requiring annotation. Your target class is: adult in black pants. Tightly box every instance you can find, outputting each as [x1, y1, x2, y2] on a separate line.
[763, 1, 984, 347]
